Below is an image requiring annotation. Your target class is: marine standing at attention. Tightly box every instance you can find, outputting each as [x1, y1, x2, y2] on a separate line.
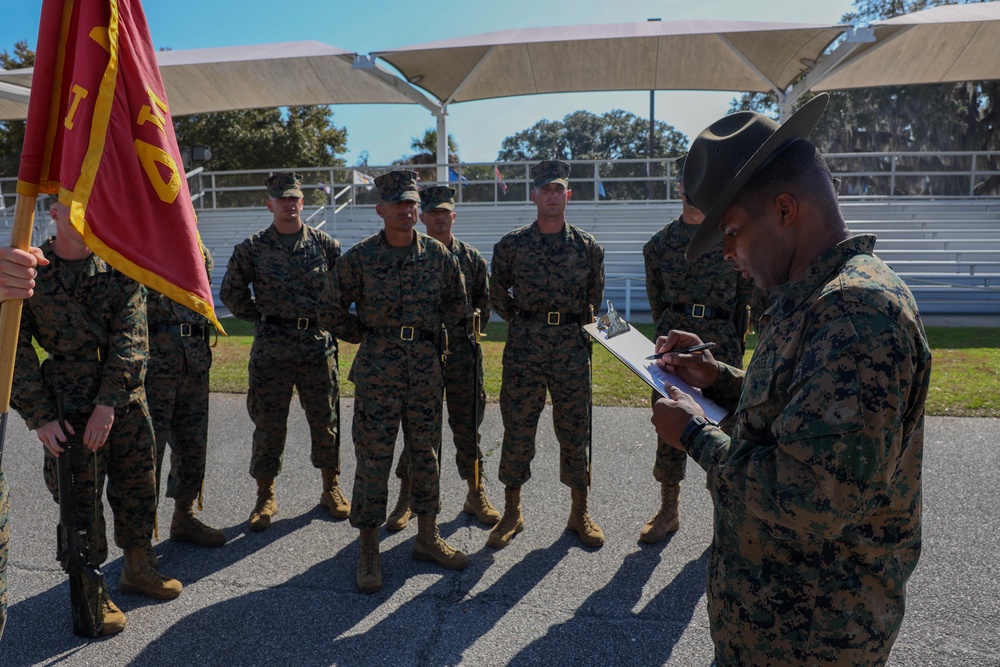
[385, 185, 499, 532]
[320, 170, 470, 593]
[640, 155, 756, 543]
[13, 202, 183, 636]
[220, 172, 348, 532]
[146, 243, 226, 549]
[488, 159, 606, 550]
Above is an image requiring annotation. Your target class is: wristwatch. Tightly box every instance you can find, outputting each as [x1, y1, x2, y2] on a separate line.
[679, 416, 715, 451]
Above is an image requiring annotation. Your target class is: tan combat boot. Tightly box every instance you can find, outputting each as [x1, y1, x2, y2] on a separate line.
[356, 528, 382, 593]
[486, 486, 524, 550]
[171, 500, 226, 547]
[320, 469, 350, 519]
[248, 478, 277, 532]
[413, 515, 468, 570]
[385, 478, 413, 531]
[120, 545, 183, 600]
[99, 589, 127, 635]
[463, 470, 500, 526]
[639, 482, 680, 544]
[567, 487, 605, 548]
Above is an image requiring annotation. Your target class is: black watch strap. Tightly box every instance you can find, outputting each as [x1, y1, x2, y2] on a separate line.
[679, 416, 714, 451]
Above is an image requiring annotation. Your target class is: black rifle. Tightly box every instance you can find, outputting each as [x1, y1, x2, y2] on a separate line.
[587, 305, 595, 487]
[438, 323, 450, 464]
[471, 309, 484, 484]
[55, 393, 105, 638]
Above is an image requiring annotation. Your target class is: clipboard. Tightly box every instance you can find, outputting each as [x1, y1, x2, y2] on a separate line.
[584, 303, 728, 423]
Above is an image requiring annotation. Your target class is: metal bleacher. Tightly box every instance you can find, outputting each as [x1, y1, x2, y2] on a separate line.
[194, 198, 1000, 318]
[2, 175, 997, 317]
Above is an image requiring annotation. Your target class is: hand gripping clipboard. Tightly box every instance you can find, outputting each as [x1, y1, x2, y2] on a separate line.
[583, 301, 728, 423]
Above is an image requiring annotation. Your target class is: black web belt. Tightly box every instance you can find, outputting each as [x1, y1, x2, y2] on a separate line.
[518, 310, 588, 326]
[667, 303, 730, 321]
[259, 315, 316, 329]
[151, 322, 207, 337]
[49, 349, 106, 362]
[368, 326, 437, 342]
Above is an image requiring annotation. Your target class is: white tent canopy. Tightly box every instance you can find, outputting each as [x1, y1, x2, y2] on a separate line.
[813, 2, 1000, 91]
[4, 4, 1000, 174]
[375, 20, 846, 105]
[0, 41, 422, 121]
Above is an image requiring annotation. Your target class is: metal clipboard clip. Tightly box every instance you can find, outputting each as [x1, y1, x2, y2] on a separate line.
[595, 300, 631, 339]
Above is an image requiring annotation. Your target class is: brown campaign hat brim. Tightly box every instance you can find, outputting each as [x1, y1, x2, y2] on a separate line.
[685, 94, 829, 261]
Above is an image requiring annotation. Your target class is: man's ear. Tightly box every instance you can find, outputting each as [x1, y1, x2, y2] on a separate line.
[774, 192, 798, 228]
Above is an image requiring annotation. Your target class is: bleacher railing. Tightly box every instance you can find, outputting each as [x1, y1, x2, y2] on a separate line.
[3, 152, 1000, 217]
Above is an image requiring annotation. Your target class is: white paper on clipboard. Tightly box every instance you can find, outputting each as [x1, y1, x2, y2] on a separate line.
[583, 322, 729, 423]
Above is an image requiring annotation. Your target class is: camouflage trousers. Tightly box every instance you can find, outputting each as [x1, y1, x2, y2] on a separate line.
[247, 351, 340, 479]
[42, 402, 157, 567]
[350, 350, 443, 528]
[0, 468, 8, 640]
[395, 336, 485, 482]
[147, 371, 210, 504]
[498, 358, 592, 489]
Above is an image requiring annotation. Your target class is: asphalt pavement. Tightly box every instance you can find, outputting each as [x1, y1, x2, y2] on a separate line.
[0, 397, 997, 666]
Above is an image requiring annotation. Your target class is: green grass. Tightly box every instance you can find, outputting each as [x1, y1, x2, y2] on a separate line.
[210, 318, 1000, 418]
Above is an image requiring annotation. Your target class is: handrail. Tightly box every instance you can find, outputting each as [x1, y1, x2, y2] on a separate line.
[305, 205, 326, 224]
[6, 151, 1000, 213]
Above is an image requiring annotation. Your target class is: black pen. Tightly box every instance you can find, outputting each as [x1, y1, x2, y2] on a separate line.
[645, 342, 716, 360]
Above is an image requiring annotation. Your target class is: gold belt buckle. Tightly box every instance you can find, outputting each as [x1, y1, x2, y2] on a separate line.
[179, 323, 193, 337]
[297, 318, 310, 329]
[547, 311, 561, 325]
[400, 326, 415, 341]
[691, 304, 706, 319]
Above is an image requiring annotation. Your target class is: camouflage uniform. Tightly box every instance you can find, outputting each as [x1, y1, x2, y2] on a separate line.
[11, 238, 156, 568]
[685, 236, 931, 666]
[320, 230, 467, 528]
[491, 221, 604, 489]
[643, 218, 755, 485]
[147, 246, 214, 503]
[220, 222, 342, 480]
[395, 234, 490, 482]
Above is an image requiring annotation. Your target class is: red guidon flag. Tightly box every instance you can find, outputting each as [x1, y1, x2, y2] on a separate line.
[17, 0, 224, 331]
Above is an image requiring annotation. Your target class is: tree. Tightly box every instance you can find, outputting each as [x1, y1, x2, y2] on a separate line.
[496, 110, 688, 200]
[729, 0, 1000, 195]
[497, 109, 687, 162]
[397, 128, 459, 165]
[0, 40, 34, 178]
[172, 105, 347, 172]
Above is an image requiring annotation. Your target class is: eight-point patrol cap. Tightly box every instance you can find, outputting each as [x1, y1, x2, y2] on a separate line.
[420, 186, 456, 213]
[530, 159, 570, 189]
[264, 172, 304, 199]
[375, 170, 421, 203]
[683, 93, 829, 261]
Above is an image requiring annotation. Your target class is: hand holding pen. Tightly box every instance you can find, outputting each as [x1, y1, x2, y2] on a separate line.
[646, 342, 715, 360]
[650, 332, 719, 390]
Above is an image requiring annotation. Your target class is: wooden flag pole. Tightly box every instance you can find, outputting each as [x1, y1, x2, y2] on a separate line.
[0, 192, 38, 412]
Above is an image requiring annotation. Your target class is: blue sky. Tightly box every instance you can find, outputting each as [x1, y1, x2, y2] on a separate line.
[1, 0, 856, 166]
